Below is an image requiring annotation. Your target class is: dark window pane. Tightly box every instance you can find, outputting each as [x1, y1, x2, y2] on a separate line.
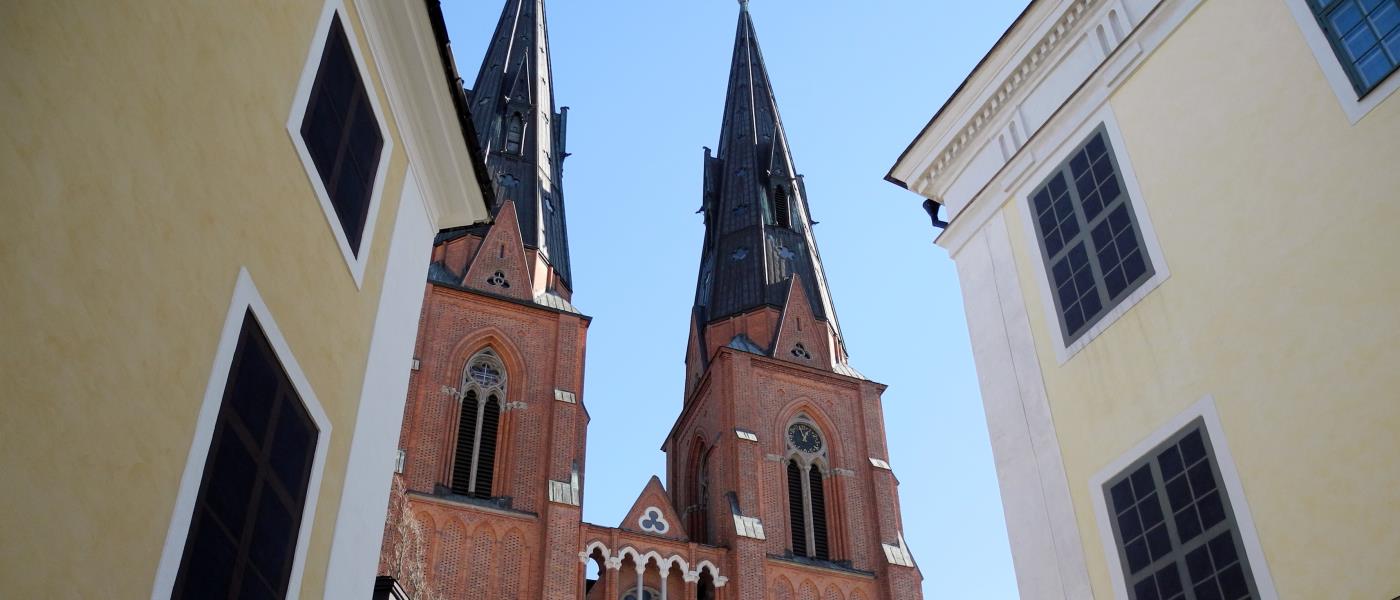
[1134, 577, 1160, 600]
[1180, 431, 1206, 464]
[270, 391, 317, 502]
[175, 315, 313, 600]
[248, 491, 296, 592]
[1166, 475, 1193, 510]
[1130, 465, 1154, 497]
[230, 335, 278, 442]
[1175, 505, 1203, 542]
[1217, 565, 1250, 599]
[1112, 480, 1136, 512]
[1189, 462, 1217, 496]
[1139, 493, 1165, 527]
[1126, 538, 1151, 574]
[1119, 508, 1144, 540]
[1146, 524, 1172, 560]
[1158, 445, 1184, 479]
[1157, 564, 1184, 598]
[177, 514, 238, 599]
[298, 14, 382, 257]
[1208, 531, 1239, 566]
[1195, 581, 1224, 600]
[1107, 424, 1257, 600]
[1185, 544, 1214, 582]
[1198, 491, 1227, 529]
[206, 429, 257, 537]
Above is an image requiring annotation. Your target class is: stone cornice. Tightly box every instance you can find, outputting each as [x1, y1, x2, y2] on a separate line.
[914, 0, 1101, 192]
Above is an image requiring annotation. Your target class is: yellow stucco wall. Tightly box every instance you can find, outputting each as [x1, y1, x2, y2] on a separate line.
[0, 1, 407, 597]
[1000, 0, 1400, 597]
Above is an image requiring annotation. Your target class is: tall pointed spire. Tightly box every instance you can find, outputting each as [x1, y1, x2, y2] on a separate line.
[466, 0, 573, 290]
[689, 4, 850, 378]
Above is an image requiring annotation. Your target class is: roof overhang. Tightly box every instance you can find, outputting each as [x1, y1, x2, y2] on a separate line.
[356, 1, 495, 230]
[885, 0, 1050, 200]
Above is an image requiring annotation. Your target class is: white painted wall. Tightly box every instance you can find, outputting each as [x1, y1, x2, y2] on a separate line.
[321, 171, 435, 598]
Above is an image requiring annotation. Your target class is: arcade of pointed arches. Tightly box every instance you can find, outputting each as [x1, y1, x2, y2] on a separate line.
[579, 541, 726, 600]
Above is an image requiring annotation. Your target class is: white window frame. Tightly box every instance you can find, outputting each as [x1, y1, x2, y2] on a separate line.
[287, 0, 394, 289]
[150, 267, 333, 599]
[1088, 396, 1277, 600]
[1282, 0, 1400, 124]
[1015, 106, 1170, 364]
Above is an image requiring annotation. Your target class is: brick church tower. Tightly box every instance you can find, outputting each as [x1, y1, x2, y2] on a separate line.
[660, 1, 924, 598]
[377, 0, 589, 597]
[378, 1, 923, 599]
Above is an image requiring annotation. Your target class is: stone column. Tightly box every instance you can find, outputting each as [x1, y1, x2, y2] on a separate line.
[683, 570, 699, 600]
[634, 561, 646, 599]
[605, 556, 623, 599]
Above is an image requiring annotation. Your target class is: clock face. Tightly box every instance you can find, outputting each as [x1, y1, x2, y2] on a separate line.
[788, 423, 823, 454]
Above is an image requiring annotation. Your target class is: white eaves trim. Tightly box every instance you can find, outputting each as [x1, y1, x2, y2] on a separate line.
[355, 0, 492, 231]
[150, 267, 333, 599]
[287, 0, 395, 290]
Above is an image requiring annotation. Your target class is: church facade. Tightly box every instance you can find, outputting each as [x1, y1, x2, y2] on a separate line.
[378, 1, 924, 598]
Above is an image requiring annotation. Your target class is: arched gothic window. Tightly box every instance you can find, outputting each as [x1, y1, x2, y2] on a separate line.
[696, 448, 711, 543]
[686, 439, 712, 544]
[785, 416, 831, 560]
[505, 112, 524, 154]
[451, 349, 506, 498]
[621, 588, 658, 600]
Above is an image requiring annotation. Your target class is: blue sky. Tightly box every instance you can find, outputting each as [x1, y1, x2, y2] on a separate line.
[442, 2, 1029, 597]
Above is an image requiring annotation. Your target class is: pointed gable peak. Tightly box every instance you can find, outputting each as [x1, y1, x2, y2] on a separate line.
[462, 200, 533, 301]
[619, 476, 688, 542]
[773, 275, 832, 370]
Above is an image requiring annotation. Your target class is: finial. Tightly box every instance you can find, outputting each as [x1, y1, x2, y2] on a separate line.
[739, 0, 749, 10]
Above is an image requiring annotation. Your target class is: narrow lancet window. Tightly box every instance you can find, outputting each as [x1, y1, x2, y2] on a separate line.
[451, 349, 507, 498]
[785, 417, 833, 560]
[787, 460, 808, 557]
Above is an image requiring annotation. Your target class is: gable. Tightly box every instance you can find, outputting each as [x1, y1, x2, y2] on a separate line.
[618, 476, 688, 542]
[771, 275, 832, 370]
[461, 200, 533, 301]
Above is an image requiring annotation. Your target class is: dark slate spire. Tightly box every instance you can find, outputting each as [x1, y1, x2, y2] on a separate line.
[694, 3, 844, 344]
[466, 0, 573, 288]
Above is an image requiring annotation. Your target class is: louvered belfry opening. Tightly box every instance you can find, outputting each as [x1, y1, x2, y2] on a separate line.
[809, 464, 830, 561]
[788, 460, 808, 557]
[505, 113, 524, 154]
[473, 395, 500, 499]
[773, 186, 791, 228]
[451, 390, 481, 496]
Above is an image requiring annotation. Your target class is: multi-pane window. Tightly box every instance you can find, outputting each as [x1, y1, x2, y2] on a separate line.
[785, 419, 831, 561]
[300, 13, 384, 256]
[1029, 127, 1153, 343]
[173, 311, 319, 599]
[451, 349, 506, 499]
[1309, 0, 1400, 95]
[1105, 421, 1259, 600]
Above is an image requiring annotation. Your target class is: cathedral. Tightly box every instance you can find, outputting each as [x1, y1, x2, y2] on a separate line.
[377, 1, 924, 598]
